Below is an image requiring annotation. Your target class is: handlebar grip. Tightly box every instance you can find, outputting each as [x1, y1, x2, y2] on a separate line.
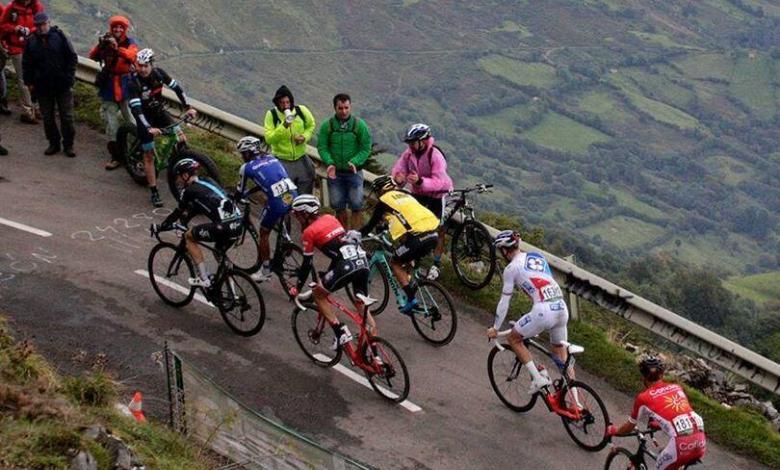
[294, 290, 313, 310]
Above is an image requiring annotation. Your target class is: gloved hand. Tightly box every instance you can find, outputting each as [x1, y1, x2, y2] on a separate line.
[288, 286, 299, 298]
[343, 230, 362, 245]
[606, 424, 618, 437]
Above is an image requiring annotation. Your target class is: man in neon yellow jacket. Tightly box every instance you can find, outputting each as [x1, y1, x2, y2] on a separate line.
[263, 85, 316, 194]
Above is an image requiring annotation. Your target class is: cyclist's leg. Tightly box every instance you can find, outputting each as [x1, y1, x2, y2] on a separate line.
[512, 304, 553, 388]
[258, 206, 281, 265]
[417, 195, 446, 265]
[548, 301, 571, 378]
[661, 434, 706, 470]
[187, 223, 221, 282]
[138, 124, 157, 188]
[347, 264, 374, 333]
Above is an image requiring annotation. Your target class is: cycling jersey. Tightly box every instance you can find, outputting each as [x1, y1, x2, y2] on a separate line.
[167, 177, 242, 225]
[630, 382, 706, 470]
[127, 67, 189, 130]
[301, 214, 347, 258]
[360, 190, 439, 242]
[236, 154, 297, 229]
[298, 214, 368, 291]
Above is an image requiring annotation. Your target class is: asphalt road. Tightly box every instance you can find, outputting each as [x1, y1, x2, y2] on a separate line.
[0, 114, 761, 469]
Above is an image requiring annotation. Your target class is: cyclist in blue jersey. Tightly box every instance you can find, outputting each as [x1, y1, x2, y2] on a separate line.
[234, 136, 298, 282]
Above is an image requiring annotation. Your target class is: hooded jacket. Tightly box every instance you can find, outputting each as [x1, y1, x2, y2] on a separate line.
[88, 16, 137, 102]
[22, 25, 77, 94]
[0, 0, 44, 55]
[263, 85, 316, 161]
[391, 136, 453, 198]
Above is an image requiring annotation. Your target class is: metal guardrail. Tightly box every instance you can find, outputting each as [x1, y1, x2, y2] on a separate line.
[75, 56, 780, 394]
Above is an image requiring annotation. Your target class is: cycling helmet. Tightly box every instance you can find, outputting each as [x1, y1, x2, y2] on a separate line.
[639, 355, 665, 380]
[136, 48, 155, 65]
[291, 194, 320, 214]
[236, 136, 262, 154]
[494, 230, 521, 249]
[173, 158, 200, 177]
[403, 123, 432, 143]
[370, 175, 395, 194]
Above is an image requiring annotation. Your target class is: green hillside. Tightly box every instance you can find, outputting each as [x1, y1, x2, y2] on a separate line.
[48, 0, 779, 275]
[725, 271, 780, 304]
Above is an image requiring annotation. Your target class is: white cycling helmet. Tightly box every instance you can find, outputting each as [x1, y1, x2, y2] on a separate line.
[236, 136, 262, 154]
[404, 123, 431, 143]
[494, 230, 521, 249]
[291, 194, 320, 214]
[136, 48, 155, 65]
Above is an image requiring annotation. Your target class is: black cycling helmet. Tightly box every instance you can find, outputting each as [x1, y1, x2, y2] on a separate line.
[370, 175, 395, 194]
[173, 158, 200, 177]
[403, 123, 431, 143]
[639, 355, 665, 381]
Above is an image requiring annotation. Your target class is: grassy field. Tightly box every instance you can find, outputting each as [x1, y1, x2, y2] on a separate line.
[724, 271, 780, 304]
[611, 74, 702, 129]
[621, 68, 697, 107]
[490, 20, 532, 38]
[729, 54, 777, 121]
[629, 30, 695, 49]
[522, 111, 611, 154]
[706, 155, 756, 185]
[673, 53, 733, 81]
[471, 103, 535, 136]
[609, 187, 671, 220]
[583, 215, 666, 249]
[478, 55, 558, 89]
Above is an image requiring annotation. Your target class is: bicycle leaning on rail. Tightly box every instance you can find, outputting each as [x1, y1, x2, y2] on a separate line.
[346, 232, 458, 346]
[487, 325, 610, 451]
[148, 222, 266, 336]
[604, 425, 703, 469]
[442, 183, 496, 290]
[291, 279, 411, 403]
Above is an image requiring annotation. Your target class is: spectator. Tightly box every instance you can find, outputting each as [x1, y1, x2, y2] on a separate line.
[23, 13, 77, 157]
[317, 93, 372, 229]
[0, 0, 43, 123]
[263, 85, 316, 194]
[0, 2, 12, 115]
[391, 123, 453, 280]
[88, 15, 137, 170]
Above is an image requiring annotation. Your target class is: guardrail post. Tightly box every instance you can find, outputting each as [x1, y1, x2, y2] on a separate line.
[563, 254, 580, 321]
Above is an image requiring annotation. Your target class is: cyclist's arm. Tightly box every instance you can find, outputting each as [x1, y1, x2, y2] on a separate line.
[297, 229, 316, 290]
[235, 163, 250, 198]
[127, 84, 153, 130]
[350, 119, 372, 167]
[359, 202, 387, 236]
[493, 266, 517, 330]
[159, 68, 190, 109]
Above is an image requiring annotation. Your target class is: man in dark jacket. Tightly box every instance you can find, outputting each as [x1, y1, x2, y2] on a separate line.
[22, 12, 77, 157]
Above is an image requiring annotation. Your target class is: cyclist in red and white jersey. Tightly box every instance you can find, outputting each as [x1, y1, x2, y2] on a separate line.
[486, 230, 569, 394]
[608, 356, 707, 470]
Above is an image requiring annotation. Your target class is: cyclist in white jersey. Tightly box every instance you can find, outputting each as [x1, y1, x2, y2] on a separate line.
[486, 230, 569, 393]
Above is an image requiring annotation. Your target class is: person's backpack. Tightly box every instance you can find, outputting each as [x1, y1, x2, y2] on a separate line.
[271, 105, 307, 127]
[327, 116, 360, 139]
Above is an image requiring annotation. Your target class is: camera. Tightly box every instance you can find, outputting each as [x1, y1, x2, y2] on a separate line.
[98, 32, 113, 48]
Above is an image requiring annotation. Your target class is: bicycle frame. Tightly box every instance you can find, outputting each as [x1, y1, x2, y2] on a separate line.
[159, 223, 234, 296]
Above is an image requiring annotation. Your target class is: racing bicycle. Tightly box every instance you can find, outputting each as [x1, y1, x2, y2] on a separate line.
[487, 326, 610, 451]
[117, 116, 221, 202]
[148, 222, 265, 336]
[292, 282, 411, 403]
[604, 426, 702, 469]
[346, 232, 457, 346]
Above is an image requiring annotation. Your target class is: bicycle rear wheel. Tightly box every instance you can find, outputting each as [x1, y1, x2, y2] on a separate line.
[559, 380, 610, 451]
[291, 302, 342, 367]
[148, 242, 195, 307]
[411, 280, 457, 346]
[487, 344, 538, 412]
[450, 220, 496, 290]
[117, 124, 154, 186]
[603, 447, 639, 469]
[364, 336, 410, 403]
[214, 270, 265, 337]
[346, 261, 390, 316]
[273, 242, 303, 294]
[228, 219, 261, 273]
[167, 150, 222, 202]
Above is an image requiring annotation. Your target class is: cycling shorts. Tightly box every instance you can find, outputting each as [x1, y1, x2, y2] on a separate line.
[392, 231, 438, 265]
[191, 220, 242, 249]
[321, 255, 369, 295]
[139, 112, 176, 151]
[259, 202, 289, 230]
[656, 432, 706, 470]
[414, 194, 446, 223]
[513, 300, 569, 344]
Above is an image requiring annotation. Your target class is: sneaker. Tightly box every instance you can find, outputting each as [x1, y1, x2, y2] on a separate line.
[188, 277, 211, 288]
[528, 375, 552, 395]
[150, 191, 163, 208]
[251, 266, 273, 283]
[63, 147, 76, 158]
[399, 298, 419, 316]
[426, 265, 440, 281]
[331, 326, 354, 350]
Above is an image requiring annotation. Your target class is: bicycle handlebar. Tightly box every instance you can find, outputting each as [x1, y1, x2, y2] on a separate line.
[451, 183, 494, 195]
[294, 290, 313, 310]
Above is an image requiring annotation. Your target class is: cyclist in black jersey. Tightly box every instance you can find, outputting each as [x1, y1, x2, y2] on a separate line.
[152, 158, 242, 288]
[127, 48, 197, 207]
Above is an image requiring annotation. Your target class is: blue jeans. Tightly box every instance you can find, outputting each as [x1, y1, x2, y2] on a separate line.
[328, 170, 364, 210]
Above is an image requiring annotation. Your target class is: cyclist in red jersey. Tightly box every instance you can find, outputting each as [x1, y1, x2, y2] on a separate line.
[608, 356, 706, 470]
[290, 194, 373, 347]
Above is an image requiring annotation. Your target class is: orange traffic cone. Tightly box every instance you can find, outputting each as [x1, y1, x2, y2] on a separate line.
[128, 391, 147, 423]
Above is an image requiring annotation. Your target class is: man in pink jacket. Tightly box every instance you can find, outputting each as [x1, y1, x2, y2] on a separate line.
[392, 123, 453, 279]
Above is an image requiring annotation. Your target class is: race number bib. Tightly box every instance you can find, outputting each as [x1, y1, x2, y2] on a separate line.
[540, 284, 563, 301]
[339, 244, 365, 260]
[271, 178, 296, 198]
[672, 414, 695, 436]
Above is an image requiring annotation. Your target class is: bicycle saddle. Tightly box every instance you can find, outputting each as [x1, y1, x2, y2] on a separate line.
[560, 341, 585, 355]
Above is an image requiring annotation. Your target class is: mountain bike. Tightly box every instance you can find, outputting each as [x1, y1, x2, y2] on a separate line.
[604, 426, 703, 469]
[148, 222, 265, 336]
[345, 232, 457, 346]
[443, 184, 496, 290]
[487, 326, 609, 451]
[291, 285, 410, 403]
[116, 116, 221, 202]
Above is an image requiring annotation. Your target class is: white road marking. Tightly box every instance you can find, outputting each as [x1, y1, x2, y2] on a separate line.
[0, 217, 52, 237]
[313, 353, 422, 413]
[134, 269, 213, 307]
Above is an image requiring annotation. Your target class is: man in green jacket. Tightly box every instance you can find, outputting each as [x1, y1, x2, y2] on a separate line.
[317, 93, 372, 229]
[263, 85, 316, 194]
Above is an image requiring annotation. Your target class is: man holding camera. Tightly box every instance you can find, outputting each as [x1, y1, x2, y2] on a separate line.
[263, 85, 316, 195]
[88, 15, 137, 170]
[0, 0, 43, 124]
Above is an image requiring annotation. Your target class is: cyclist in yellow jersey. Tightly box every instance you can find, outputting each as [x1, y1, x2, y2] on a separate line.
[360, 175, 439, 314]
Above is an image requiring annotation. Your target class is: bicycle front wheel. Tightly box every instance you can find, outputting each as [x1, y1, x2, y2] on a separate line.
[559, 380, 610, 452]
[364, 336, 410, 403]
[411, 280, 457, 346]
[214, 270, 265, 337]
[487, 344, 538, 412]
[450, 220, 496, 290]
[228, 220, 261, 273]
[291, 302, 342, 367]
[117, 124, 153, 186]
[603, 447, 639, 469]
[346, 261, 390, 316]
[167, 151, 222, 202]
[276, 243, 303, 294]
[148, 242, 195, 307]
